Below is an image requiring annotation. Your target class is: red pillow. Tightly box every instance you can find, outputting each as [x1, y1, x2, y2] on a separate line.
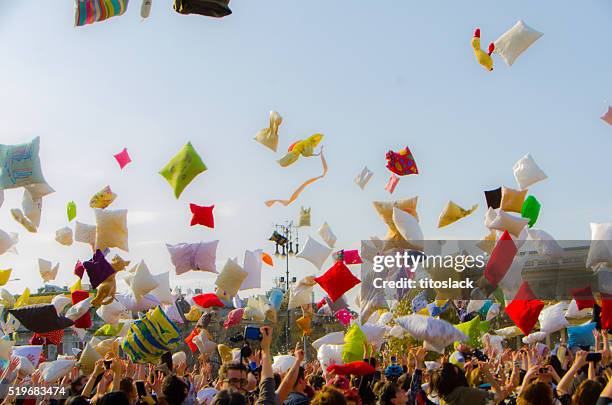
[190, 204, 215, 228]
[185, 327, 200, 352]
[224, 308, 244, 329]
[326, 361, 375, 376]
[601, 293, 612, 330]
[571, 285, 596, 310]
[193, 293, 224, 309]
[314, 262, 361, 303]
[505, 283, 544, 336]
[316, 298, 327, 310]
[343, 250, 363, 265]
[71, 290, 92, 329]
[484, 231, 517, 288]
[74, 260, 85, 279]
[33, 329, 64, 346]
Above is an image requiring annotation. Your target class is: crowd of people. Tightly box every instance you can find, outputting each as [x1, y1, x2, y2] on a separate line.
[1, 326, 612, 405]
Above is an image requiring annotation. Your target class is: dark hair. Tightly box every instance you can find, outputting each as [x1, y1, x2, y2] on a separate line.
[65, 395, 90, 405]
[69, 375, 87, 396]
[311, 386, 347, 405]
[119, 377, 136, 397]
[211, 389, 247, 405]
[397, 373, 412, 391]
[274, 373, 282, 389]
[96, 391, 131, 405]
[430, 363, 468, 397]
[544, 355, 564, 378]
[308, 373, 325, 390]
[218, 362, 248, 381]
[517, 381, 553, 405]
[162, 375, 189, 405]
[378, 382, 401, 405]
[294, 367, 305, 388]
[572, 380, 604, 405]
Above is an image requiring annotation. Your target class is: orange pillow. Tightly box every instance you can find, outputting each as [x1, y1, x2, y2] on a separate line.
[500, 187, 527, 213]
[372, 197, 418, 240]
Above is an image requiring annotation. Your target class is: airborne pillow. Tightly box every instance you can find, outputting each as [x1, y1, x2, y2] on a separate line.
[94, 208, 128, 252]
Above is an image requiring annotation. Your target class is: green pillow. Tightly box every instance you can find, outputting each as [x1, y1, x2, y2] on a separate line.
[455, 316, 480, 347]
[521, 195, 541, 228]
[159, 142, 207, 198]
[342, 323, 367, 363]
[67, 201, 77, 222]
[94, 323, 123, 337]
[0, 137, 46, 190]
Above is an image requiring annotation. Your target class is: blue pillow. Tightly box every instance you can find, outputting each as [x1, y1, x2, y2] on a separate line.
[0, 137, 46, 190]
[567, 322, 596, 348]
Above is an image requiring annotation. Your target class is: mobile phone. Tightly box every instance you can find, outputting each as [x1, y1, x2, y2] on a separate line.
[539, 368, 547, 374]
[244, 326, 262, 341]
[104, 360, 112, 369]
[586, 352, 602, 363]
[136, 380, 147, 397]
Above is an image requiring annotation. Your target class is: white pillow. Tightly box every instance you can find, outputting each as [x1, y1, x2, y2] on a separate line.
[318, 222, 337, 248]
[495, 325, 523, 338]
[38, 258, 59, 283]
[0, 288, 15, 307]
[172, 351, 187, 368]
[96, 299, 126, 325]
[22, 188, 42, 228]
[538, 302, 569, 334]
[66, 297, 93, 321]
[78, 342, 102, 375]
[12, 345, 43, 368]
[513, 153, 548, 189]
[392, 207, 424, 246]
[15, 355, 35, 375]
[377, 312, 394, 326]
[288, 277, 316, 309]
[243, 295, 271, 322]
[74, 221, 96, 249]
[115, 292, 160, 312]
[150, 272, 172, 304]
[486, 303, 501, 321]
[272, 355, 296, 374]
[598, 267, 612, 295]
[355, 166, 373, 190]
[215, 259, 248, 297]
[395, 315, 467, 350]
[24, 182, 55, 200]
[240, 249, 263, 291]
[359, 323, 386, 350]
[389, 325, 405, 338]
[494, 20, 543, 66]
[312, 331, 345, 350]
[565, 299, 592, 319]
[94, 208, 129, 252]
[586, 223, 612, 270]
[166, 241, 219, 275]
[127, 261, 159, 300]
[527, 229, 565, 259]
[193, 331, 216, 354]
[51, 295, 72, 314]
[317, 344, 344, 370]
[487, 209, 529, 237]
[296, 236, 332, 269]
[164, 304, 183, 324]
[55, 226, 74, 246]
[522, 332, 547, 344]
[42, 359, 76, 383]
[498, 255, 527, 299]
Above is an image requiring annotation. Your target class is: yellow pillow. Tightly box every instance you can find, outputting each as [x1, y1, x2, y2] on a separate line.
[437, 202, 478, 228]
[372, 197, 418, 240]
[215, 259, 248, 297]
[0, 269, 12, 286]
[500, 187, 527, 213]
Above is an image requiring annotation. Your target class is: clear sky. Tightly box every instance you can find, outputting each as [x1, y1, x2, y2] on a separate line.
[0, 1, 610, 297]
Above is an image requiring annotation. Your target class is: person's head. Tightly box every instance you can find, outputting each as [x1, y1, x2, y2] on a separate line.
[96, 391, 131, 405]
[308, 373, 325, 390]
[65, 395, 90, 405]
[294, 367, 306, 393]
[378, 382, 408, 405]
[70, 375, 87, 395]
[162, 375, 189, 405]
[311, 386, 347, 405]
[572, 380, 604, 405]
[517, 381, 553, 405]
[396, 373, 412, 392]
[210, 389, 246, 405]
[344, 388, 361, 405]
[218, 363, 248, 393]
[245, 372, 257, 391]
[119, 377, 137, 403]
[430, 363, 468, 397]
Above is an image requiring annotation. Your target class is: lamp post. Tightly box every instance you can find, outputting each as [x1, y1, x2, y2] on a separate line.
[271, 221, 299, 351]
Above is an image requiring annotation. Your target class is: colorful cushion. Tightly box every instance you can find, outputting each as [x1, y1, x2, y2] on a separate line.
[314, 262, 361, 302]
[504, 283, 544, 335]
[223, 308, 244, 328]
[318, 222, 337, 248]
[67, 201, 77, 222]
[342, 323, 367, 363]
[521, 196, 541, 228]
[113, 147, 131, 169]
[83, 250, 115, 289]
[69, 290, 92, 329]
[75, 0, 128, 26]
[437, 201, 478, 228]
[385, 146, 418, 176]
[601, 294, 612, 330]
[166, 241, 219, 275]
[454, 317, 481, 347]
[296, 236, 332, 269]
[89, 186, 117, 209]
[8, 304, 74, 333]
[484, 187, 502, 209]
[74, 221, 96, 249]
[193, 293, 224, 309]
[254, 110, 282, 152]
[500, 187, 528, 213]
[215, 259, 248, 297]
[190, 204, 214, 228]
[385, 174, 399, 194]
[567, 322, 597, 348]
[338, 249, 362, 265]
[159, 142, 207, 198]
[586, 222, 612, 270]
[0, 268, 11, 286]
[484, 231, 517, 288]
[513, 153, 547, 189]
[0, 137, 47, 190]
[94, 208, 128, 252]
[494, 20, 543, 66]
[372, 197, 419, 240]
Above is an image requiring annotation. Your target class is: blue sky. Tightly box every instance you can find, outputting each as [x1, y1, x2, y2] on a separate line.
[0, 1, 610, 296]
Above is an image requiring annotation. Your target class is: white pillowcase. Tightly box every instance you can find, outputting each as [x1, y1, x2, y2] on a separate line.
[538, 302, 569, 334]
[172, 351, 187, 368]
[495, 325, 523, 338]
[527, 229, 565, 259]
[392, 207, 423, 246]
[166, 241, 219, 275]
[126, 261, 159, 301]
[96, 299, 127, 325]
[296, 236, 332, 269]
[65, 297, 93, 321]
[51, 295, 72, 314]
[115, 292, 160, 312]
[586, 222, 612, 270]
[355, 166, 373, 190]
[74, 221, 96, 249]
[317, 344, 344, 370]
[78, 342, 102, 375]
[565, 299, 592, 319]
[318, 222, 337, 248]
[487, 209, 529, 237]
[513, 153, 548, 189]
[15, 355, 35, 375]
[39, 258, 59, 283]
[272, 355, 296, 374]
[359, 323, 386, 350]
[240, 249, 263, 291]
[150, 272, 173, 304]
[288, 276, 316, 309]
[42, 359, 76, 383]
[494, 20, 543, 66]
[312, 331, 345, 350]
[395, 315, 467, 350]
[522, 331, 547, 344]
[22, 188, 42, 228]
[94, 208, 129, 252]
[55, 226, 74, 246]
[215, 259, 248, 297]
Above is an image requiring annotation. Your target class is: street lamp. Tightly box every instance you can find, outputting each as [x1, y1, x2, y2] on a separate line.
[269, 221, 299, 351]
